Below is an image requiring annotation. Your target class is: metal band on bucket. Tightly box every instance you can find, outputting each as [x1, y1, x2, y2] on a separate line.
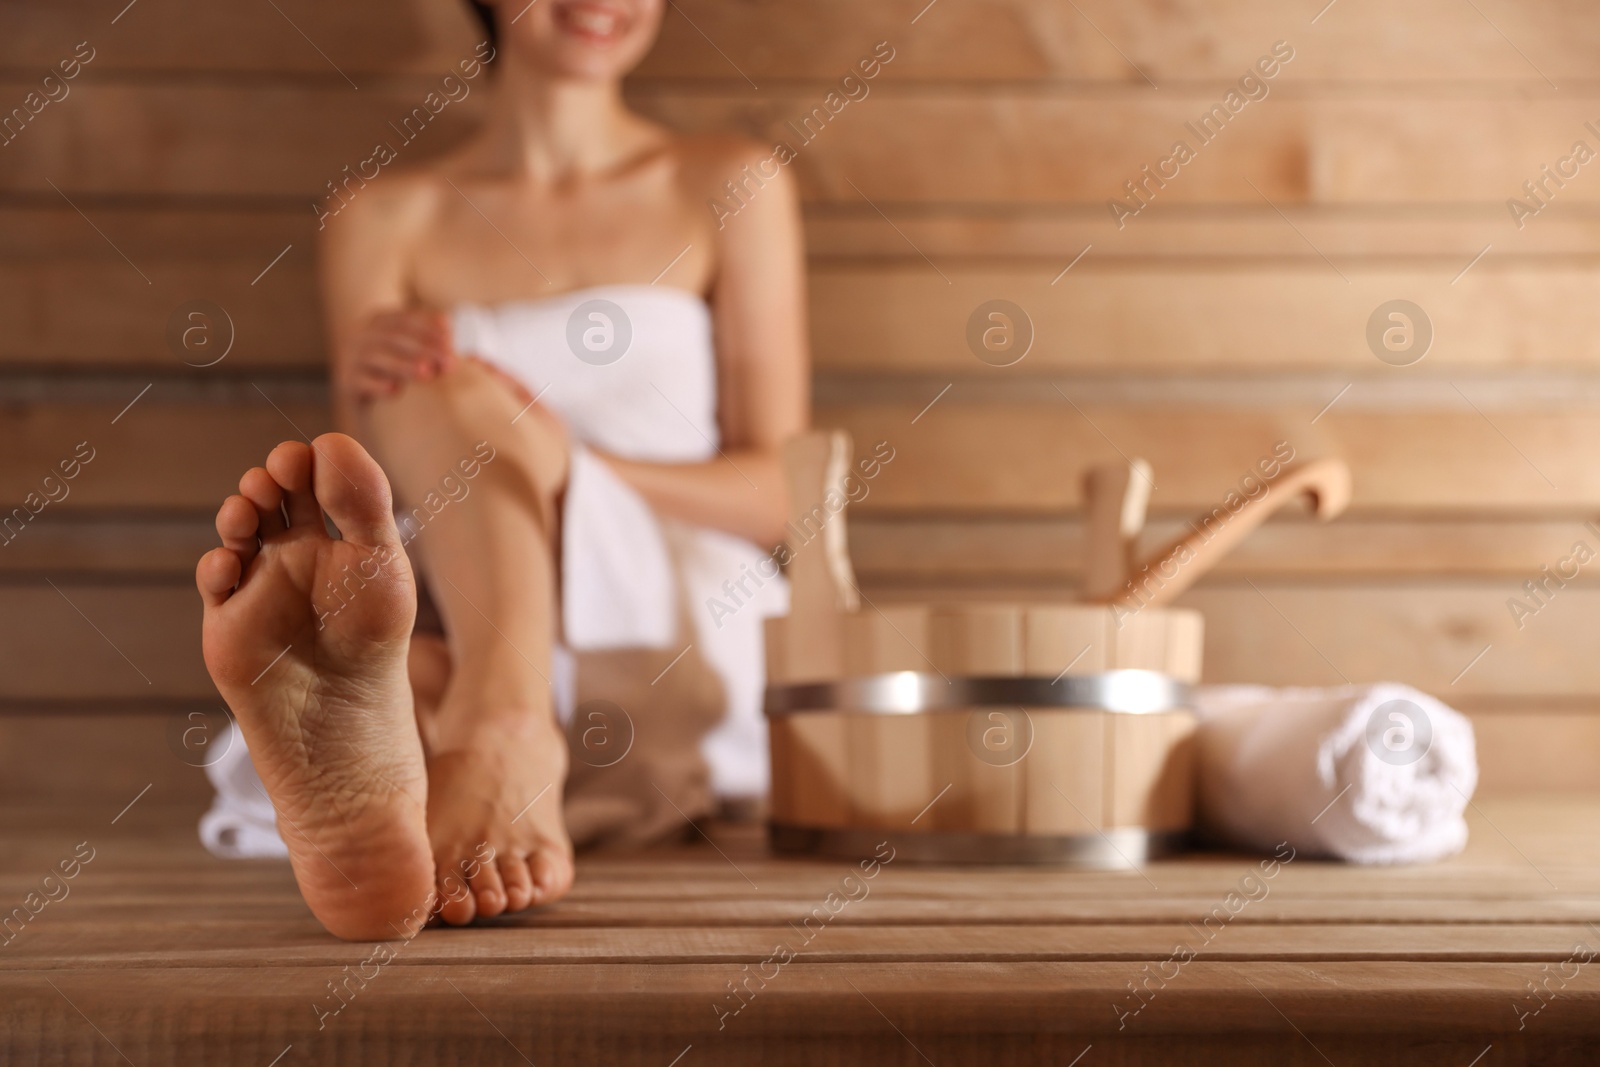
[763, 669, 1189, 717]
[769, 822, 1191, 866]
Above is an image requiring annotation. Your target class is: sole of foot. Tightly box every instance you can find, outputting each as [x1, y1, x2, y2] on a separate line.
[198, 433, 438, 941]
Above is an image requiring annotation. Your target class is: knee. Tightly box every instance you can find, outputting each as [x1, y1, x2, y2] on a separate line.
[371, 361, 567, 513]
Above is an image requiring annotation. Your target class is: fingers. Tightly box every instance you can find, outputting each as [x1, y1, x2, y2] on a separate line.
[352, 310, 456, 389]
[195, 546, 242, 609]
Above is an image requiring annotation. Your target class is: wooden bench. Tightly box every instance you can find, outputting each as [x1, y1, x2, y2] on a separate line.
[3, 793, 1598, 1064]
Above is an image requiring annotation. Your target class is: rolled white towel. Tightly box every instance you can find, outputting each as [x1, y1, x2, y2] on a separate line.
[198, 722, 287, 859]
[1192, 682, 1478, 864]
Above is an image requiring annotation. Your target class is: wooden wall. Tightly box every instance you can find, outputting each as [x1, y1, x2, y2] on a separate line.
[3, 0, 1599, 794]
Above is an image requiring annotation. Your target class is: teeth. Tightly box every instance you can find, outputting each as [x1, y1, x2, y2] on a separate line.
[565, 6, 621, 35]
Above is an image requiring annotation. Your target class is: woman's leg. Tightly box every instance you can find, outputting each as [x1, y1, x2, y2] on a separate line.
[363, 359, 575, 923]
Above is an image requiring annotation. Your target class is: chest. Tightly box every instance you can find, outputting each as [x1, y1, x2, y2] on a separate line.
[408, 173, 716, 307]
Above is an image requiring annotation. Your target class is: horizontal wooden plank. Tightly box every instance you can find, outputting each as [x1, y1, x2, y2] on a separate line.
[641, 94, 1600, 208]
[4, 578, 1598, 699]
[17, 248, 1600, 375]
[2, 962, 1596, 1060]
[12, 203, 1600, 263]
[8, 919, 1599, 968]
[0, 515, 215, 576]
[0, 84, 480, 198]
[5, 395, 1600, 512]
[12, 258, 1600, 372]
[0, 394, 331, 510]
[2, 794, 1597, 1066]
[824, 402, 1600, 512]
[802, 205, 1600, 261]
[10, 199, 1600, 371]
[0, 0, 484, 77]
[3, 701, 1594, 802]
[10, 512, 1596, 583]
[10, 86, 1600, 205]
[5, 0, 1598, 84]
[810, 264, 1600, 373]
[639, 0, 1600, 86]
[0, 254, 322, 370]
[850, 515, 1600, 584]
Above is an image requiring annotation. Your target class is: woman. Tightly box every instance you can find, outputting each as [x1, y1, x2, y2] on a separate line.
[195, 0, 806, 940]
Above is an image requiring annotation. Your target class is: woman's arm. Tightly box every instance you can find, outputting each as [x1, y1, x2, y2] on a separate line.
[598, 143, 809, 547]
[318, 180, 443, 437]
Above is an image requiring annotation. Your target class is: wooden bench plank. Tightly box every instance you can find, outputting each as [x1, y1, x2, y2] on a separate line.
[0, 797, 1589, 1067]
[10, 920, 1600, 967]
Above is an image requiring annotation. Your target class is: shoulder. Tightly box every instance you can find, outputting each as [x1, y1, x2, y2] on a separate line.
[670, 133, 800, 240]
[316, 167, 445, 260]
[672, 133, 798, 199]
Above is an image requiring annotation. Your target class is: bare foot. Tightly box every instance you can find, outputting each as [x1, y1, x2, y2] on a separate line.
[423, 702, 576, 924]
[197, 433, 436, 941]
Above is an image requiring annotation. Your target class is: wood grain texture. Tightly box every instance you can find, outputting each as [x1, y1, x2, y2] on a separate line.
[0, 0, 482, 76]
[823, 403, 1600, 513]
[12, 86, 1600, 206]
[1, 797, 1598, 1065]
[849, 515, 1600, 586]
[6, 0, 1600, 84]
[24, 257, 1600, 372]
[809, 264, 1600, 373]
[4, 578, 1597, 701]
[7, 205, 1599, 373]
[11, 397, 1600, 513]
[8, 513, 1598, 583]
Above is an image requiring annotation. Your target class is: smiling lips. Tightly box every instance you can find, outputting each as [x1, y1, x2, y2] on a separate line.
[553, 0, 631, 44]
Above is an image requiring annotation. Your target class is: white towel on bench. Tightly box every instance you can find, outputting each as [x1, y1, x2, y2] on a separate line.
[197, 727, 288, 860]
[1192, 682, 1478, 864]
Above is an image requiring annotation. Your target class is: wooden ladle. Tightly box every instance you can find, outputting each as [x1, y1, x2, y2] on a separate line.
[1084, 456, 1352, 611]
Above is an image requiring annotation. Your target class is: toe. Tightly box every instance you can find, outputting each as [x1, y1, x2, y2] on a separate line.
[467, 849, 508, 919]
[436, 870, 476, 926]
[528, 844, 575, 905]
[215, 495, 261, 568]
[196, 546, 242, 608]
[498, 855, 535, 913]
[238, 467, 288, 538]
[310, 433, 401, 547]
[265, 441, 324, 529]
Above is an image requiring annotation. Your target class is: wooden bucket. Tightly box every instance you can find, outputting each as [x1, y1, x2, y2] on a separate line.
[764, 604, 1202, 865]
[762, 430, 1203, 865]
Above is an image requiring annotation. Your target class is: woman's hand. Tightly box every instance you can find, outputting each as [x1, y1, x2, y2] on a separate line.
[336, 308, 458, 401]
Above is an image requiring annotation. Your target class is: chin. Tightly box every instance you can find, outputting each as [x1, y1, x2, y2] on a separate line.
[505, 0, 664, 82]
